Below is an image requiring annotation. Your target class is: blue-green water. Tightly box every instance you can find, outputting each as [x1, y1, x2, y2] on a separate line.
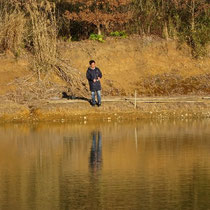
[0, 119, 210, 210]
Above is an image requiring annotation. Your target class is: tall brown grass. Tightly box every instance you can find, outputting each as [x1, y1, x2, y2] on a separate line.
[0, 1, 26, 55]
[0, 0, 88, 102]
[24, 0, 57, 79]
[0, 0, 57, 72]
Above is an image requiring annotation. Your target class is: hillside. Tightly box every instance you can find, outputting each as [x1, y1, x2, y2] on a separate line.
[0, 36, 210, 99]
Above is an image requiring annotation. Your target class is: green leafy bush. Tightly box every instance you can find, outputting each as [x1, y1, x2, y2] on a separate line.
[110, 31, 127, 38]
[89, 34, 105, 42]
[61, 36, 72, 42]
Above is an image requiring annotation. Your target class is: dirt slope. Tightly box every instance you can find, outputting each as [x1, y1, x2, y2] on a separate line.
[58, 36, 210, 96]
[0, 57, 29, 95]
[0, 36, 210, 98]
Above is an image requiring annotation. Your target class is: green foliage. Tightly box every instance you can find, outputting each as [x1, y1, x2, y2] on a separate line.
[192, 17, 210, 57]
[89, 33, 105, 42]
[190, 30, 209, 58]
[61, 36, 72, 42]
[110, 31, 127, 38]
[178, 15, 210, 58]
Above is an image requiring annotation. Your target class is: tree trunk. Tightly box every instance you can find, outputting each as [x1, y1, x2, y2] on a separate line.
[97, 24, 101, 35]
[191, 0, 195, 31]
[147, 24, 151, 34]
[163, 21, 169, 40]
[104, 22, 110, 33]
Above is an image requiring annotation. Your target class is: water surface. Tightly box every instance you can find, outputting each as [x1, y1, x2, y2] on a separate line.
[0, 119, 210, 210]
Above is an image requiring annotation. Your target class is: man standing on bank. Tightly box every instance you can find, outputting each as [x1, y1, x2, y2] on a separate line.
[86, 60, 102, 107]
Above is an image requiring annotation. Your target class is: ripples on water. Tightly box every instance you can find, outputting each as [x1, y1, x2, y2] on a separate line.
[0, 119, 210, 210]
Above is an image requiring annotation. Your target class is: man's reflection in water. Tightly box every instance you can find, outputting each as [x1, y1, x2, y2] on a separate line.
[88, 132, 102, 208]
[89, 131, 102, 173]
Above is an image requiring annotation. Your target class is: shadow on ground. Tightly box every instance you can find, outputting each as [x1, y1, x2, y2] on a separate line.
[62, 92, 91, 104]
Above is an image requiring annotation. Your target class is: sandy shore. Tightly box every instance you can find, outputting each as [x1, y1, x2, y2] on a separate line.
[0, 96, 209, 123]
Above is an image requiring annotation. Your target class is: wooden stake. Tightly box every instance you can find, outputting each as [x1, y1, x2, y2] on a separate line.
[134, 90, 137, 109]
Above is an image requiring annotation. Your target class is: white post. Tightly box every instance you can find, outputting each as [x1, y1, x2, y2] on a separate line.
[135, 127, 138, 151]
[134, 90, 137, 109]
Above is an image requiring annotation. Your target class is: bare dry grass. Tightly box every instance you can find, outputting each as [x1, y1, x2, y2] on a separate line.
[3, 62, 89, 104]
[0, 1, 26, 55]
[59, 37, 210, 97]
[136, 73, 210, 96]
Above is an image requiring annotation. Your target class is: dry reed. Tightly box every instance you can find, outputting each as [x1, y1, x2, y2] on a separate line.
[0, 1, 26, 54]
[0, 0, 88, 103]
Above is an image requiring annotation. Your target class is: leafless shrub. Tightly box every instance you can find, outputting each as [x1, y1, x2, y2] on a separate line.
[4, 60, 89, 104]
[5, 77, 63, 104]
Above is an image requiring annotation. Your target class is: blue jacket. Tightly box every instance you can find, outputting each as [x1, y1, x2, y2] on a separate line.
[86, 67, 102, 92]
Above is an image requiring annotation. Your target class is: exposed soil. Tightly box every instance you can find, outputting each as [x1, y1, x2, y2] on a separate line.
[0, 57, 29, 95]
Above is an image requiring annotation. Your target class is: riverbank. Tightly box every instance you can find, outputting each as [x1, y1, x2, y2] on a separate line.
[0, 37, 210, 123]
[0, 96, 209, 123]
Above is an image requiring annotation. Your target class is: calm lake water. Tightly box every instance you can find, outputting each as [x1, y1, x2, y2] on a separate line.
[0, 119, 210, 210]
